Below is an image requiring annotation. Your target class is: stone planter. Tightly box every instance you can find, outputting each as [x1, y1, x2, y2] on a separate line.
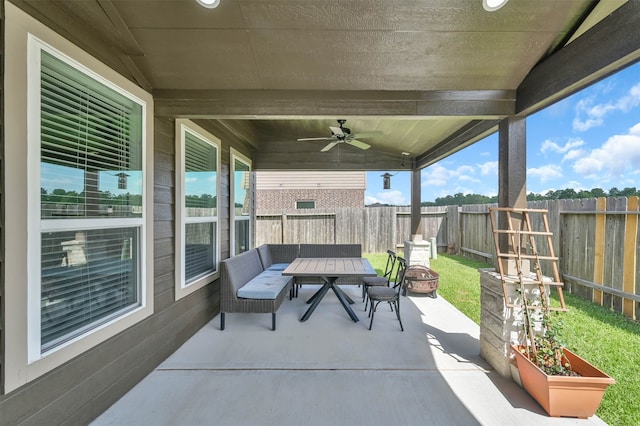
[511, 345, 615, 418]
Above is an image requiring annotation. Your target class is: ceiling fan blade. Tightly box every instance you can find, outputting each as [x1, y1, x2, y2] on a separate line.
[297, 137, 336, 142]
[346, 139, 371, 150]
[320, 142, 338, 152]
[329, 126, 344, 136]
[351, 131, 383, 139]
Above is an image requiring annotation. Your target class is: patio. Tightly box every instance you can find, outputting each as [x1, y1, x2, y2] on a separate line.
[91, 285, 606, 426]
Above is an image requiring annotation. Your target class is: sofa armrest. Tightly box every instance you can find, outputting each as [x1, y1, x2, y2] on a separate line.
[221, 249, 265, 307]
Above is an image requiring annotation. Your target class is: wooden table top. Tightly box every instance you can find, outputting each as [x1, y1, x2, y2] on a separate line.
[282, 257, 376, 277]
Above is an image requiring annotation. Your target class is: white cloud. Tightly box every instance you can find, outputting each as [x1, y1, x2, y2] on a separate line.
[528, 164, 563, 183]
[477, 160, 498, 176]
[565, 180, 586, 191]
[573, 122, 640, 177]
[422, 163, 450, 187]
[561, 149, 585, 163]
[573, 82, 640, 131]
[541, 138, 585, 155]
[458, 165, 474, 174]
[422, 162, 478, 187]
[458, 175, 481, 183]
[365, 190, 407, 206]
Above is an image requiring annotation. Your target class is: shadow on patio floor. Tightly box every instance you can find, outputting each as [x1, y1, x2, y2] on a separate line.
[91, 285, 606, 426]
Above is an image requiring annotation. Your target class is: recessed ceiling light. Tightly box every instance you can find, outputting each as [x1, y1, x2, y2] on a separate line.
[196, 0, 220, 9]
[483, 0, 508, 12]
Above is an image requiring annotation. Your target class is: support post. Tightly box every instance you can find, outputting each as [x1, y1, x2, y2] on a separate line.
[480, 116, 530, 381]
[497, 117, 527, 272]
[410, 168, 422, 241]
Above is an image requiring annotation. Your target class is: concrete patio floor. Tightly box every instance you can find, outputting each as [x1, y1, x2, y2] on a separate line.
[91, 285, 607, 426]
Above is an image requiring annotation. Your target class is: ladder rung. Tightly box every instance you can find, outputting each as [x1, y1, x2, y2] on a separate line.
[523, 305, 568, 311]
[497, 253, 558, 261]
[490, 207, 549, 213]
[493, 230, 553, 236]
[501, 277, 564, 286]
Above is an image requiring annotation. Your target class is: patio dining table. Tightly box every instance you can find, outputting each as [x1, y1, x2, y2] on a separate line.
[282, 257, 376, 322]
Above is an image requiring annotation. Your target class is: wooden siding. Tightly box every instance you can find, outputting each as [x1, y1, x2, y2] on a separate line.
[255, 170, 366, 189]
[0, 113, 254, 424]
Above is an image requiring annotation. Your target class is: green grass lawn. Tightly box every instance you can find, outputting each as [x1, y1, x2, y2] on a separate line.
[364, 252, 640, 426]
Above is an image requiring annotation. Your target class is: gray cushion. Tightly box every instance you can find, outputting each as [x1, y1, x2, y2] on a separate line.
[367, 286, 397, 301]
[266, 263, 290, 272]
[237, 273, 291, 299]
[363, 276, 388, 286]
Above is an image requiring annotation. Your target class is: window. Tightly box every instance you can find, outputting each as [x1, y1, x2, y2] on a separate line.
[2, 10, 153, 391]
[36, 46, 146, 353]
[231, 149, 252, 256]
[175, 120, 220, 299]
[296, 200, 316, 209]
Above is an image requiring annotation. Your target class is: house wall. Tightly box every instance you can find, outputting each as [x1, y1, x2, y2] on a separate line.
[258, 188, 364, 210]
[255, 170, 365, 210]
[0, 6, 250, 424]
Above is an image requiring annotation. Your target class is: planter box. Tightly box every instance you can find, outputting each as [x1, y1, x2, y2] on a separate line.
[511, 345, 615, 418]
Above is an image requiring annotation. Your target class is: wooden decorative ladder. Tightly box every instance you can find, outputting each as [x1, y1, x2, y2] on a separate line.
[489, 207, 567, 313]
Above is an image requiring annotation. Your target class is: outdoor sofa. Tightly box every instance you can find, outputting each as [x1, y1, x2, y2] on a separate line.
[220, 243, 362, 329]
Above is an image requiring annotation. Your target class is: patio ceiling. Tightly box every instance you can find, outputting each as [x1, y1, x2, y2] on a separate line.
[11, 0, 640, 171]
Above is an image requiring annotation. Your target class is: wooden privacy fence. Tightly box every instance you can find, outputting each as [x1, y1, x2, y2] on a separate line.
[256, 196, 640, 320]
[443, 197, 639, 321]
[255, 206, 447, 255]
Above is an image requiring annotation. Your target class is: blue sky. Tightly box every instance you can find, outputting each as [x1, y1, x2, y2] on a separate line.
[365, 62, 640, 205]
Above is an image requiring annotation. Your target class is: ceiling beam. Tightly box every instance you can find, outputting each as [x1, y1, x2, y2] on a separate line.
[153, 89, 515, 118]
[95, 0, 145, 57]
[415, 120, 500, 169]
[253, 140, 409, 171]
[517, 0, 640, 115]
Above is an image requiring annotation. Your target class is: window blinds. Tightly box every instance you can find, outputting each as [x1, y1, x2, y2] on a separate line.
[39, 50, 143, 351]
[40, 50, 143, 218]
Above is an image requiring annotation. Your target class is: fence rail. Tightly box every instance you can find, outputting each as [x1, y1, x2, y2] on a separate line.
[256, 196, 640, 321]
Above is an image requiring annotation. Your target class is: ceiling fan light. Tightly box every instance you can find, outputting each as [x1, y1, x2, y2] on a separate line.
[196, 0, 220, 9]
[483, 0, 508, 12]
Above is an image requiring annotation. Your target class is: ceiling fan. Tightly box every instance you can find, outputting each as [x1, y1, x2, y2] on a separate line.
[297, 119, 383, 152]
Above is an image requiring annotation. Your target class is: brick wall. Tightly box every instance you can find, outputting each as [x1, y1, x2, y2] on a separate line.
[257, 189, 364, 211]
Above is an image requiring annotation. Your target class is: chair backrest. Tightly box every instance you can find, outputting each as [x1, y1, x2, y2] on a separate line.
[391, 257, 408, 295]
[383, 250, 397, 279]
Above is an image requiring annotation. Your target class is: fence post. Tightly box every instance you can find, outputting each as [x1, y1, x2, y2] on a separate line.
[281, 214, 287, 244]
[593, 198, 606, 305]
[623, 196, 638, 319]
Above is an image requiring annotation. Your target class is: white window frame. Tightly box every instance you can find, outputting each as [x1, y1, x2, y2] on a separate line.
[175, 119, 221, 300]
[3, 4, 154, 393]
[230, 148, 252, 256]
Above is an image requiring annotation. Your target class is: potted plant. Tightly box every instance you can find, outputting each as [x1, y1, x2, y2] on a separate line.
[510, 280, 615, 418]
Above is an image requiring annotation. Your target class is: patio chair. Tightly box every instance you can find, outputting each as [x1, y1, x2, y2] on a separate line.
[361, 249, 396, 306]
[366, 257, 407, 331]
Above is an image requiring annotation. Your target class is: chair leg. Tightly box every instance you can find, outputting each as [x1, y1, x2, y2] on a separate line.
[368, 301, 379, 330]
[220, 312, 225, 330]
[363, 286, 370, 310]
[394, 301, 404, 331]
[272, 313, 276, 331]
